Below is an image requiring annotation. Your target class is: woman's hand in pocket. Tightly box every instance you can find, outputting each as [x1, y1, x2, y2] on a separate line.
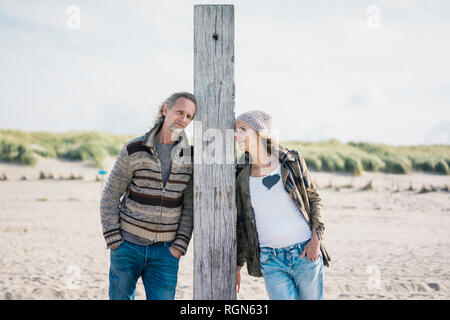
[300, 238, 320, 261]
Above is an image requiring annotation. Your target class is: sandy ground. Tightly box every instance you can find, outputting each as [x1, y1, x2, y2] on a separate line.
[0, 157, 449, 300]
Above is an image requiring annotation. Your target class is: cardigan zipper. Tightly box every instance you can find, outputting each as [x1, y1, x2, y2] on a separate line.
[153, 147, 165, 242]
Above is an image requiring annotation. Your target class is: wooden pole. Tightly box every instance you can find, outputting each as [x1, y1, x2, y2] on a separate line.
[193, 4, 236, 300]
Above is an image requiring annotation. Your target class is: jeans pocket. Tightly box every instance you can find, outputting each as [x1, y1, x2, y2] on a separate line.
[299, 249, 322, 264]
[167, 246, 180, 261]
[111, 240, 125, 252]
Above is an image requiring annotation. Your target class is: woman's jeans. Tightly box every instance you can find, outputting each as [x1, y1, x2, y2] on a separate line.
[109, 240, 180, 300]
[260, 239, 324, 300]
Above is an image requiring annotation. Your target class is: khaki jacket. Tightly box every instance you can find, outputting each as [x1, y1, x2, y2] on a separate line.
[236, 145, 331, 277]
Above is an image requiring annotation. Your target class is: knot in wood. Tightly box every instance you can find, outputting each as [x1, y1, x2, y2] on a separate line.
[212, 33, 219, 41]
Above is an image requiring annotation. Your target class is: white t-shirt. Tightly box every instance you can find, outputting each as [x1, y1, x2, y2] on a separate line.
[249, 164, 312, 248]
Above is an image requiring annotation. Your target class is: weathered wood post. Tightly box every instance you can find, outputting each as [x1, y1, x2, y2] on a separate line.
[193, 4, 236, 300]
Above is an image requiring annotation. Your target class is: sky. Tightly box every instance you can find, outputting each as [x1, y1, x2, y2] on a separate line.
[0, 0, 449, 145]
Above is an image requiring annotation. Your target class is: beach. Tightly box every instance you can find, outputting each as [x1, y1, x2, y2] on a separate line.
[0, 157, 449, 300]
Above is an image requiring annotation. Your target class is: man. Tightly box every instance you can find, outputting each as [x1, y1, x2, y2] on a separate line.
[100, 92, 196, 300]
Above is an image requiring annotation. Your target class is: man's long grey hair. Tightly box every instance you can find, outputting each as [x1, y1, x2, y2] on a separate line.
[154, 92, 197, 124]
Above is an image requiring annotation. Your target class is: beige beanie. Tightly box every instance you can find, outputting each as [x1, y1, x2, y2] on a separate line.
[235, 110, 273, 139]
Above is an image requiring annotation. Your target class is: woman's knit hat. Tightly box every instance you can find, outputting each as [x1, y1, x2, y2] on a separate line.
[235, 110, 272, 139]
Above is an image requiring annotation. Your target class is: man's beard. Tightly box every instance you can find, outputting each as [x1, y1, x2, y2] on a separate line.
[169, 124, 183, 141]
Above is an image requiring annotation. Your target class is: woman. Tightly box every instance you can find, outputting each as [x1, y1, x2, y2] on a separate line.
[234, 110, 331, 300]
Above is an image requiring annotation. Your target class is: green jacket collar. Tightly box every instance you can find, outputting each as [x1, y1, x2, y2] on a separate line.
[236, 145, 296, 171]
[236, 145, 297, 187]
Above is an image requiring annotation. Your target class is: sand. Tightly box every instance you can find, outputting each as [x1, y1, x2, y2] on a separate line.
[0, 157, 449, 300]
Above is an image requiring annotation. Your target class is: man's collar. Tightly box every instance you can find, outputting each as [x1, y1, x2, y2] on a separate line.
[143, 119, 189, 153]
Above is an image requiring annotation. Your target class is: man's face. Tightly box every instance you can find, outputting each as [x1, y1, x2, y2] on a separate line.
[163, 97, 196, 132]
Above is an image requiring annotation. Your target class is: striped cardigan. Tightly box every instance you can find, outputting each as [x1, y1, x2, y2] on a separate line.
[100, 120, 194, 254]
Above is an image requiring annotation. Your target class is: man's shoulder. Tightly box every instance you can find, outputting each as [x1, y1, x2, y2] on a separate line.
[124, 135, 147, 155]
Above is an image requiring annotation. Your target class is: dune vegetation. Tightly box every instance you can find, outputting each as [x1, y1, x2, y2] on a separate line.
[1, 130, 449, 175]
[0, 129, 134, 168]
[284, 139, 450, 176]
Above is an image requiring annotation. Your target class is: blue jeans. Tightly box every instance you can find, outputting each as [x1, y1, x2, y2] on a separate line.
[109, 240, 180, 300]
[260, 239, 324, 300]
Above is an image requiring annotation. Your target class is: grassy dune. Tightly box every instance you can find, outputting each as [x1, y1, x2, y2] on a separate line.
[0, 129, 134, 168]
[1, 130, 449, 175]
[284, 139, 450, 175]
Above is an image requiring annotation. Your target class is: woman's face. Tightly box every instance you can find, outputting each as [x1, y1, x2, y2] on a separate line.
[235, 121, 258, 152]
